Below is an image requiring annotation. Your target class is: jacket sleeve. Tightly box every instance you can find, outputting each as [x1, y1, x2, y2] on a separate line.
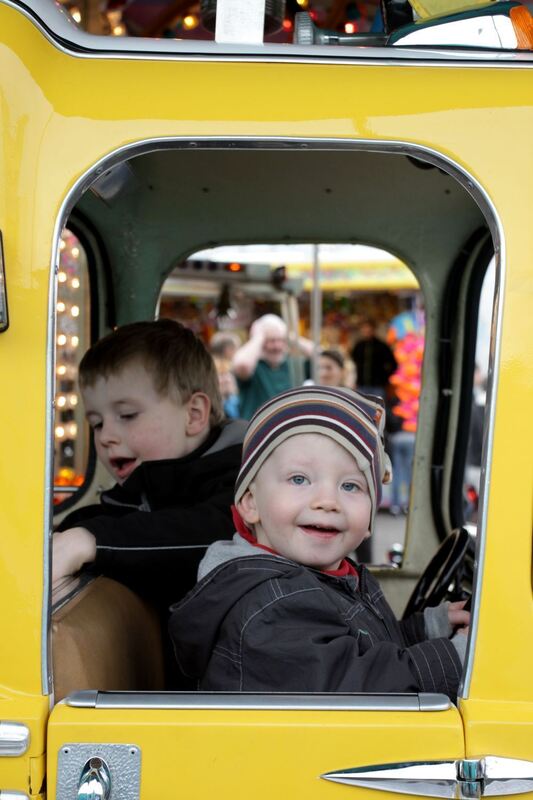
[78, 489, 235, 575]
[398, 612, 426, 645]
[237, 590, 462, 701]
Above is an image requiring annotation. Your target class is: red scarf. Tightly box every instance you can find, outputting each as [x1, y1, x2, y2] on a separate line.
[231, 505, 357, 578]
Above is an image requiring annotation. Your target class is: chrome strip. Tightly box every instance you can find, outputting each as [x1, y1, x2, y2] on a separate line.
[66, 690, 451, 711]
[44, 136, 504, 698]
[322, 756, 533, 798]
[42, 204, 59, 697]
[0, 722, 30, 756]
[461, 243, 503, 694]
[322, 760, 457, 797]
[3, 0, 533, 66]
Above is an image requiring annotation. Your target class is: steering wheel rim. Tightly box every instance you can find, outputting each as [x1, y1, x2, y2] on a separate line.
[402, 528, 474, 619]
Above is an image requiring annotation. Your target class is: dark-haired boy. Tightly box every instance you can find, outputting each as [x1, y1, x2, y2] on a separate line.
[53, 319, 245, 611]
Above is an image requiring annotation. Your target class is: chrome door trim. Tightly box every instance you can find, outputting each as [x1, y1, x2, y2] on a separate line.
[321, 756, 533, 798]
[45, 136, 503, 699]
[3, 0, 533, 67]
[65, 690, 451, 712]
[0, 722, 30, 757]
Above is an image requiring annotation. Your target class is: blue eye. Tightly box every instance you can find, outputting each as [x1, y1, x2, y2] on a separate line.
[289, 475, 308, 486]
[341, 481, 360, 493]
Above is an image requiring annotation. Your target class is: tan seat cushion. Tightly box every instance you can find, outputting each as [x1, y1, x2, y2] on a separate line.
[52, 575, 165, 702]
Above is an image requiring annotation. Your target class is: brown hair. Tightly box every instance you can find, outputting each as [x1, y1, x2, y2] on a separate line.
[79, 319, 224, 426]
[320, 349, 345, 370]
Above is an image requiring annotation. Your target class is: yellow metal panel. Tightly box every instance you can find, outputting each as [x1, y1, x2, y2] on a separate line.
[461, 699, 533, 761]
[47, 704, 465, 800]
[0, 0, 531, 778]
[0, 695, 49, 794]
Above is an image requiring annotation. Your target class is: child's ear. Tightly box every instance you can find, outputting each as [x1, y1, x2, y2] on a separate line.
[185, 392, 211, 436]
[237, 489, 260, 525]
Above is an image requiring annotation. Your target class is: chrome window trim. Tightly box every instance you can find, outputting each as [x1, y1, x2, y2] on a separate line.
[3, 0, 533, 66]
[45, 136, 503, 700]
[65, 690, 451, 712]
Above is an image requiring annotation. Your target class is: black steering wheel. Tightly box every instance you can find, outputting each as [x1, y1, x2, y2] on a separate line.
[402, 528, 475, 619]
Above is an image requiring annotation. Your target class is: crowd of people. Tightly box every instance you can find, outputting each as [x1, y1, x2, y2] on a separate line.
[52, 316, 470, 700]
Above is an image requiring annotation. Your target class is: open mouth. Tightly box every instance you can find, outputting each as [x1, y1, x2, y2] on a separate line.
[300, 524, 340, 538]
[110, 457, 138, 480]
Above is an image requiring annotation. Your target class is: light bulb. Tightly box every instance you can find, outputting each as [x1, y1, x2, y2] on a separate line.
[183, 14, 199, 29]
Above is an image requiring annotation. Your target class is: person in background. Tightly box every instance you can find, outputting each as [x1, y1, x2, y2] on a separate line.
[170, 386, 470, 700]
[318, 349, 346, 387]
[209, 331, 241, 362]
[350, 318, 397, 399]
[386, 401, 416, 516]
[213, 356, 241, 420]
[386, 310, 424, 516]
[232, 313, 314, 419]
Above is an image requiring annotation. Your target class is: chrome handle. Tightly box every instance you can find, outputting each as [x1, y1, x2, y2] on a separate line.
[0, 722, 30, 756]
[321, 756, 533, 798]
[77, 757, 111, 800]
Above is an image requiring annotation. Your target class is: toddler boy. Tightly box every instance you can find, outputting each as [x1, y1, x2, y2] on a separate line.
[53, 319, 246, 611]
[170, 385, 469, 700]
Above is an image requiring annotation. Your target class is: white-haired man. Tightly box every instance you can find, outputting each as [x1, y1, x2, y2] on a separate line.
[232, 314, 314, 419]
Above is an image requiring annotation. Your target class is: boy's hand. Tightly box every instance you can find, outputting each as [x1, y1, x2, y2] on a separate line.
[52, 527, 97, 585]
[448, 599, 470, 632]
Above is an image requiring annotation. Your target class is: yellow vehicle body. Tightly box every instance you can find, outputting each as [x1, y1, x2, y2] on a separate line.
[0, 1, 531, 798]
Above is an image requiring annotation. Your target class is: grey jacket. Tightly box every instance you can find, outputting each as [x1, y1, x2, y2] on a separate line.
[169, 535, 464, 700]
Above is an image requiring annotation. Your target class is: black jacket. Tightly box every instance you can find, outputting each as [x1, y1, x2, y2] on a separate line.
[351, 336, 397, 389]
[58, 420, 246, 610]
[169, 537, 463, 700]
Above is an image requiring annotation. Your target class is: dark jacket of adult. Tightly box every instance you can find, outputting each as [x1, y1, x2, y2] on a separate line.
[351, 336, 397, 389]
[169, 535, 463, 700]
[58, 420, 246, 610]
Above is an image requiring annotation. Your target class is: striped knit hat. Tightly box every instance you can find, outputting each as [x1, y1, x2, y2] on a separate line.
[235, 385, 392, 533]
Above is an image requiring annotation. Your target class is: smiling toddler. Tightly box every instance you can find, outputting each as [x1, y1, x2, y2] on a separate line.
[170, 385, 469, 700]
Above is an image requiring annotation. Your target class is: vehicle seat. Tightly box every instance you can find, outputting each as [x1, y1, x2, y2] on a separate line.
[52, 574, 165, 702]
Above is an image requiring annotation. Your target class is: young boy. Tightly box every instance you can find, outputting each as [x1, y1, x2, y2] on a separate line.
[169, 385, 470, 700]
[53, 319, 246, 611]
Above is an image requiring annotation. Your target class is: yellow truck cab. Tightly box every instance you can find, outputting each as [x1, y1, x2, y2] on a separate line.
[0, 0, 532, 798]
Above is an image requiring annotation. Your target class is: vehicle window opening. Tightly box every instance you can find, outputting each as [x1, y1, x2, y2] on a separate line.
[51, 0, 533, 53]
[49, 142, 497, 705]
